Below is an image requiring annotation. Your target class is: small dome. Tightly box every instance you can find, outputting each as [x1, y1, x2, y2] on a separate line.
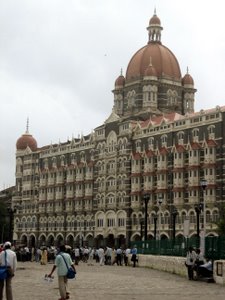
[115, 74, 125, 88]
[16, 133, 37, 151]
[182, 72, 194, 86]
[149, 13, 161, 25]
[144, 62, 158, 77]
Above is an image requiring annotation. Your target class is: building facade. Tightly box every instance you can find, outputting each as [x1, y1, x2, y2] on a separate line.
[12, 12, 224, 248]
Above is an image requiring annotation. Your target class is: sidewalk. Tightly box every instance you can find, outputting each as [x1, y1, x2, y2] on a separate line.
[9, 261, 225, 300]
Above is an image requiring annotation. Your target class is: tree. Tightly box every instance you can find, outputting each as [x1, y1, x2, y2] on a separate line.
[0, 201, 10, 243]
[216, 204, 225, 236]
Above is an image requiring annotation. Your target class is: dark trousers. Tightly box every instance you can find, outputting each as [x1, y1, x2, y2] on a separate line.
[117, 254, 122, 265]
[187, 265, 194, 280]
[199, 267, 213, 278]
[131, 254, 137, 267]
[0, 277, 13, 300]
[124, 256, 128, 266]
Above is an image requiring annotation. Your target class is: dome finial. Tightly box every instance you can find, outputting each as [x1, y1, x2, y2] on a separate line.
[120, 68, 123, 76]
[154, 7, 157, 15]
[187, 66, 189, 74]
[26, 117, 29, 134]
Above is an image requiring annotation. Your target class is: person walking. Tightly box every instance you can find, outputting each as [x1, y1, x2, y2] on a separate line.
[40, 247, 48, 265]
[48, 244, 76, 300]
[0, 241, 17, 300]
[124, 247, 131, 266]
[131, 245, 138, 267]
[185, 246, 197, 280]
[116, 247, 122, 266]
[74, 247, 80, 265]
[98, 247, 105, 266]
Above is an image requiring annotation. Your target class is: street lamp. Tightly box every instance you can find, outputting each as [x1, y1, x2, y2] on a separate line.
[194, 203, 203, 245]
[153, 215, 157, 240]
[140, 218, 144, 241]
[7, 207, 17, 242]
[143, 194, 150, 241]
[172, 208, 178, 241]
[1, 224, 6, 244]
[157, 195, 163, 241]
[200, 178, 207, 256]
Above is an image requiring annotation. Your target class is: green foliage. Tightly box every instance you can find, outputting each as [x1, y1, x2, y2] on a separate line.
[216, 219, 225, 235]
[0, 201, 10, 243]
[216, 204, 225, 235]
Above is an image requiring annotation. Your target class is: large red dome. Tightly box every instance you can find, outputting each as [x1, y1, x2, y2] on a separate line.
[126, 42, 181, 82]
[16, 133, 37, 151]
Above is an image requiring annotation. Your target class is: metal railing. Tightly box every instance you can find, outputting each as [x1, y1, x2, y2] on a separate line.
[131, 236, 225, 260]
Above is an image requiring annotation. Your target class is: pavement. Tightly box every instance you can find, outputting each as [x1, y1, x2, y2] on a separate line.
[7, 260, 225, 300]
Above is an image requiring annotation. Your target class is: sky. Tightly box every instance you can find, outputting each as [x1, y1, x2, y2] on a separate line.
[1, 0, 225, 190]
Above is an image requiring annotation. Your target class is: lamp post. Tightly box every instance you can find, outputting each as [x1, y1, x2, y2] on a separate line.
[200, 179, 207, 256]
[194, 203, 203, 246]
[157, 195, 163, 241]
[153, 215, 157, 240]
[140, 218, 144, 241]
[172, 208, 178, 241]
[1, 224, 6, 244]
[143, 194, 150, 241]
[7, 207, 17, 242]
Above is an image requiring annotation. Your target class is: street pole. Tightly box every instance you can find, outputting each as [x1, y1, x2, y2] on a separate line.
[158, 205, 161, 241]
[172, 208, 178, 241]
[140, 219, 144, 240]
[195, 203, 202, 247]
[1, 224, 5, 243]
[200, 179, 207, 256]
[154, 215, 157, 240]
[158, 195, 163, 253]
[143, 194, 150, 241]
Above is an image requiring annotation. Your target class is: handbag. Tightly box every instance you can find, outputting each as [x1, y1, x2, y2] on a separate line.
[60, 254, 76, 279]
[0, 266, 8, 280]
[0, 251, 10, 280]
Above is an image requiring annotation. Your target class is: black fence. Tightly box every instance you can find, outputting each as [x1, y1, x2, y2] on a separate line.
[131, 236, 225, 260]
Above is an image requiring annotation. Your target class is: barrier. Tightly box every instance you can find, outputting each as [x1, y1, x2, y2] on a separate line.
[129, 254, 187, 277]
[213, 260, 225, 285]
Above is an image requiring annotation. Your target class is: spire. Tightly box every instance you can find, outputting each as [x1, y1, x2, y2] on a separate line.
[149, 56, 153, 66]
[26, 117, 29, 134]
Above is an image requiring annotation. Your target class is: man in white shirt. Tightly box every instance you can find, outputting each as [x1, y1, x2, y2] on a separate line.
[98, 247, 105, 266]
[0, 241, 17, 300]
[124, 248, 131, 266]
[74, 247, 80, 265]
[48, 244, 76, 300]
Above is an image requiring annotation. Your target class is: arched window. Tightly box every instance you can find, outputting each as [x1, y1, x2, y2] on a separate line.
[161, 134, 167, 147]
[192, 128, 199, 142]
[148, 137, 154, 149]
[208, 125, 215, 139]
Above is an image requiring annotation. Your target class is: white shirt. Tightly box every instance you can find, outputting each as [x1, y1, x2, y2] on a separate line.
[98, 248, 104, 258]
[84, 248, 89, 254]
[125, 248, 131, 256]
[74, 248, 80, 257]
[0, 249, 17, 273]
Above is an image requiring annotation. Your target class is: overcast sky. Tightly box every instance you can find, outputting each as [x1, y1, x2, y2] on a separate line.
[1, 0, 225, 190]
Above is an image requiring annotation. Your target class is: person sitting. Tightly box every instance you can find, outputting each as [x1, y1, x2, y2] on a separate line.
[194, 248, 205, 276]
[198, 259, 213, 278]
